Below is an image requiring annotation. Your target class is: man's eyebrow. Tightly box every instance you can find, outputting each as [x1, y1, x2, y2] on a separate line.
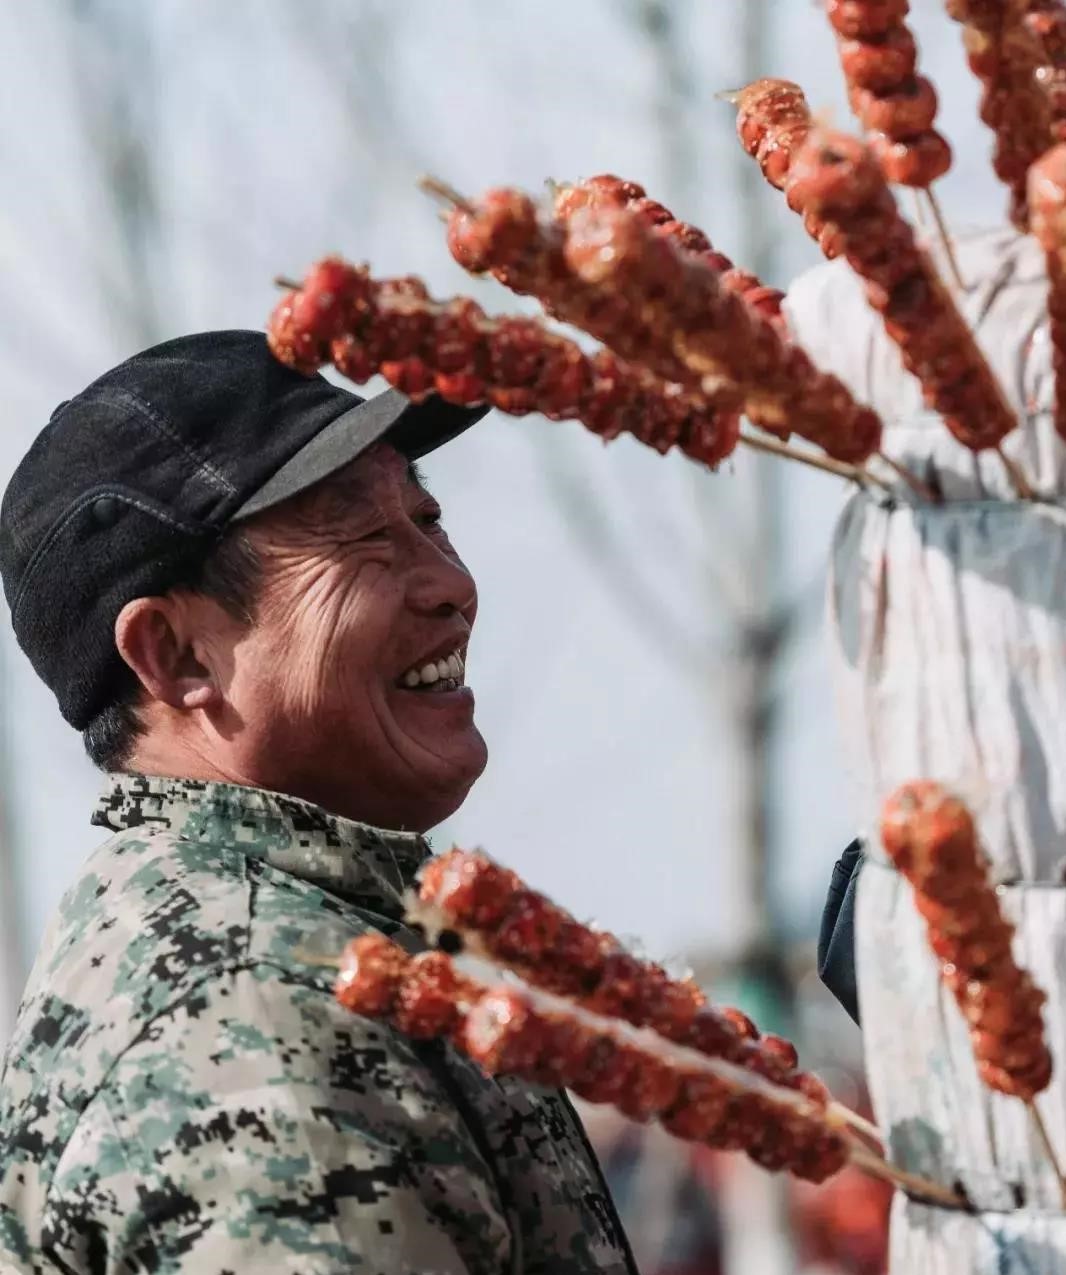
[407, 461, 431, 494]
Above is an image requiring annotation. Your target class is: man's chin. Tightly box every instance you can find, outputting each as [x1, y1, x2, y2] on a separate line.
[414, 732, 488, 826]
[431, 729, 488, 795]
[396, 776, 482, 834]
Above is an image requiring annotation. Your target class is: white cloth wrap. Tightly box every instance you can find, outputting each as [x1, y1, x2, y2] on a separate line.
[785, 228, 1066, 1268]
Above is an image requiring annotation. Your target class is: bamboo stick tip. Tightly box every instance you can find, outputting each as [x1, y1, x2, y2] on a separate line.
[996, 445, 1035, 500]
[417, 175, 476, 214]
[925, 188, 967, 291]
[739, 431, 883, 487]
[848, 1144, 968, 1210]
[1028, 1100, 1066, 1208]
[292, 947, 341, 969]
[876, 451, 942, 504]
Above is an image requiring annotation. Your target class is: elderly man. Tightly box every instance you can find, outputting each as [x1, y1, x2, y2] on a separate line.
[0, 332, 637, 1275]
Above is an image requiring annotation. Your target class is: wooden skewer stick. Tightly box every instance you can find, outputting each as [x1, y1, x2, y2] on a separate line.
[418, 174, 476, 214]
[914, 192, 1030, 502]
[925, 188, 967, 291]
[829, 1102, 883, 1148]
[912, 190, 928, 230]
[849, 1144, 969, 1209]
[1028, 1100, 1066, 1208]
[293, 948, 342, 969]
[414, 899, 893, 1159]
[917, 195, 1036, 500]
[274, 275, 303, 291]
[996, 445, 1035, 500]
[876, 451, 942, 503]
[740, 430, 888, 489]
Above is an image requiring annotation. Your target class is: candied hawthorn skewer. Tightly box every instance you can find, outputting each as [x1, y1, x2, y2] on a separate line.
[728, 75, 961, 291]
[552, 174, 787, 327]
[414, 846, 841, 1164]
[433, 179, 882, 457]
[728, 76, 948, 253]
[1025, 3, 1066, 143]
[267, 256, 373, 373]
[945, 0, 1061, 228]
[335, 934, 480, 1039]
[880, 782, 1052, 1101]
[550, 179, 877, 482]
[826, 0, 953, 189]
[436, 180, 716, 395]
[1029, 141, 1066, 445]
[465, 986, 684, 1120]
[550, 182, 880, 480]
[438, 173, 852, 470]
[554, 201, 882, 463]
[332, 934, 847, 1183]
[418, 850, 701, 1022]
[272, 255, 878, 489]
[881, 781, 1066, 1203]
[788, 128, 1030, 492]
[727, 79, 843, 259]
[824, 0, 962, 287]
[267, 261, 740, 469]
[730, 78, 814, 193]
[414, 849, 704, 1026]
[328, 930, 964, 1200]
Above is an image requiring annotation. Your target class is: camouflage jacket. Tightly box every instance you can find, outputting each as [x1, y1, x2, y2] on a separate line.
[0, 774, 638, 1275]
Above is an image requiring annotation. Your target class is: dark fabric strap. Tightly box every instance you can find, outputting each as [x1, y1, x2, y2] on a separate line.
[817, 838, 864, 1026]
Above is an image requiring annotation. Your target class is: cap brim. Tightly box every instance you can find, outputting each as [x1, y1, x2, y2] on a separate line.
[232, 389, 489, 522]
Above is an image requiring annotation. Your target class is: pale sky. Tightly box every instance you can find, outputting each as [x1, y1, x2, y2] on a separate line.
[0, 0, 1004, 1031]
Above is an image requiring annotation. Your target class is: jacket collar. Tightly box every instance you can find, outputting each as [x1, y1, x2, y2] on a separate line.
[91, 771, 430, 919]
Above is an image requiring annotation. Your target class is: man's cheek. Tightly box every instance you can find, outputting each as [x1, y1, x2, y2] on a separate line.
[263, 566, 387, 714]
[281, 612, 377, 720]
[255, 607, 332, 720]
[292, 559, 385, 632]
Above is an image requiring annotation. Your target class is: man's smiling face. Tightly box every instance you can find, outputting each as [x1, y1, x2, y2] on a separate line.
[224, 442, 487, 830]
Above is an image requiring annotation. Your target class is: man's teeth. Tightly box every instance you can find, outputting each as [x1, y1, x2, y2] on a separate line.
[401, 650, 465, 689]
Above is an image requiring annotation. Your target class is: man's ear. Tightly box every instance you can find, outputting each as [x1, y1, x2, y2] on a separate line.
[114, 596, 219, 711]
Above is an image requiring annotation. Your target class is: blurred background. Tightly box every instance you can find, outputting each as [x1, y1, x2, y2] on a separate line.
[0, 2, 1012, 1270]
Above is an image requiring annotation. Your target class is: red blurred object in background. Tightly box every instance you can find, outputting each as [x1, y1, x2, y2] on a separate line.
[792, 1163, 892, 1275]
[586, 1092, 890, 1274]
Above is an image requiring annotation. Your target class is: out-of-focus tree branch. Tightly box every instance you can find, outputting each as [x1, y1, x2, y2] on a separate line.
[538, 443, 715, 674]
[525, 0, 768, 627]
[65, 0, 164, 345]
[623, 0, 695, 197]
[284, 0, 430, 198]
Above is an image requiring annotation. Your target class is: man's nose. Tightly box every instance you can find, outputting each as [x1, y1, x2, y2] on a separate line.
[406, 547, 477, 617]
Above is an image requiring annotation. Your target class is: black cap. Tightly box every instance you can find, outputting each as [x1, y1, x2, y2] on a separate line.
[0, 330, 487, 730]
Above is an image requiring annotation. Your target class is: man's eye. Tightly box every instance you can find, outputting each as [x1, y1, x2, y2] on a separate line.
[420, 507, 444, 529]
